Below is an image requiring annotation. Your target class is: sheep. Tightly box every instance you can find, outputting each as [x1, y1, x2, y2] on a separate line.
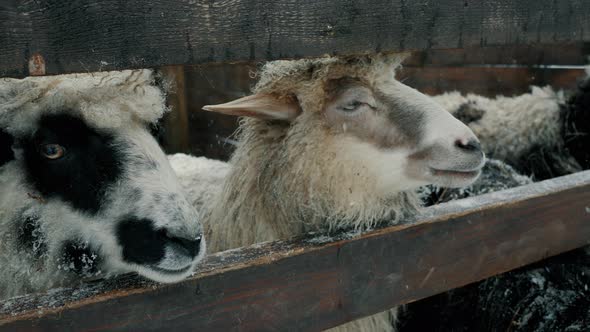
[432, 69, 590, 179]
[0, 70, 206, 299]
[168, 153, 229, 212]
[172, 53, 485, 332]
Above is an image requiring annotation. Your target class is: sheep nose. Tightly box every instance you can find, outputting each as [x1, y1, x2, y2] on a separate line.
[163, 230, 202, 257]
[455, 138, 482, 153]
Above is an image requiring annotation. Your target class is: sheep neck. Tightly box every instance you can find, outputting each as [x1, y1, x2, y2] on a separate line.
[205, 119, 420, 253]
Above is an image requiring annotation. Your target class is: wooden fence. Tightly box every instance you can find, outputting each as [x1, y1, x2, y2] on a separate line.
[0, 0, 589, 331]
[1, 0, 589, 77]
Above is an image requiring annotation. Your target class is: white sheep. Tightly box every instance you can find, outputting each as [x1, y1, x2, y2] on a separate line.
[0, 70, 206, 299]
[432, 70, 590, 179]
[172, 53, 484, 332]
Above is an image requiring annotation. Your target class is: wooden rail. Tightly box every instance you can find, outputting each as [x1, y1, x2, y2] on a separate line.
[1, 171, 589, 332]
[1, 0, 590, 78]
[404, 44, 590, 67]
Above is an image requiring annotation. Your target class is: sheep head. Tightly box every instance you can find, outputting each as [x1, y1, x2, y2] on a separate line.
[0, 70, 205, 296]
[204, 54, 485, 196]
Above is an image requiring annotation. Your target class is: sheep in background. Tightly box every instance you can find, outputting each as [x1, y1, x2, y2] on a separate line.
[172, 53, 485, 332]
[0, 70, 205, 299]
[432, 70, 590, 179]
[563, 69, 590, 170]
[167, 153, 229, 212]
[400, 70, 590, 331]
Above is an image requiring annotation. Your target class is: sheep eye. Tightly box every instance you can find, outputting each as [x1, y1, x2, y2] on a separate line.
[40, 144, 65, 160]
[340, 101, 364, 112]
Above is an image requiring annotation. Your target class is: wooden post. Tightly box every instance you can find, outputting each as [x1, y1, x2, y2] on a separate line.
[160, 66, 190, 153]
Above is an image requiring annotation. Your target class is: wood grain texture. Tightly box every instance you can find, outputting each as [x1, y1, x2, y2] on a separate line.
[1, 0, 589, 77]
[1, 171, 589, 332]
[404, 44, 590, 67]
[183, 63, 253, 160]
[399, 67, 586, 97]
[160, 66, 191, 153]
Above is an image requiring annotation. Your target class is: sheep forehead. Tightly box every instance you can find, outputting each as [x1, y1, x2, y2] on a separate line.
[0, 69, 167, 136]
[253, 53, 408, 110]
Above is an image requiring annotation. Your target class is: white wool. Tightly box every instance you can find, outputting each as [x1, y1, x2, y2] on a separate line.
[173, 65, 586, 332]
[168, 153, 230, 211]
[170, 150, 403, 332]
[177, 54, 433, 332]
[0, 70, 204, 299]
[0, 70, 167, 135]
[433, 86, 565, 163]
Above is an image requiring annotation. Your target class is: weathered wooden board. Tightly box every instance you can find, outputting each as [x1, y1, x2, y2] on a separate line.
[160, 66, 190, 153]
[1, 0, 589, 78]
[400, 67, 586, 97]
[404, 44, 590, 67]
[1, 171, 589, 332]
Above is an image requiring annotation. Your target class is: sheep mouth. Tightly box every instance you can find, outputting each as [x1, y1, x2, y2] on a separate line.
[148, 264, 193, 275]
[430, 168, 481, 179]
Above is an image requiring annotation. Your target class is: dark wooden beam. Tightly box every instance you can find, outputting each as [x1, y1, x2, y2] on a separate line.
[404, 44, 590, 67]
[1, 171, 589, 331]
[400, 67, 586, 97]
[1, 0, 590, 78]
[160, 66, 190, 153]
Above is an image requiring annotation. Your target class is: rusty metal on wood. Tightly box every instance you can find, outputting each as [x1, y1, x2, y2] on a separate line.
[27, 53, 46, 76]
[1, 171, 589, 332]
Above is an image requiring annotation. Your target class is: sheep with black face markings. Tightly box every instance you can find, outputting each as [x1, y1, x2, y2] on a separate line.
[0, 70, 206, 299]
[172, 53, 485, 332]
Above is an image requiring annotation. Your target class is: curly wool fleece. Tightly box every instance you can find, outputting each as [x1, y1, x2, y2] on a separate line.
[0, 70, 168, 136]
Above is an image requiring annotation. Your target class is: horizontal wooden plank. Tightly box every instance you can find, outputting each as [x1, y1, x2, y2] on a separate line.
[1, 0, 590, 78]
[404, 44, 590, 67]
[1, 171, 589, 331]
[399, 67, 586, 97]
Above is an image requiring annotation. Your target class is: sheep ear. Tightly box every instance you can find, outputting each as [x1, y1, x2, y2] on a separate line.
[202, 94, 301, 121]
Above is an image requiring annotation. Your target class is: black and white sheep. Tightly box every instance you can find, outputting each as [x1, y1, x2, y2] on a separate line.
[0, 70, 206, 299]
[172, 53, 485, 332]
